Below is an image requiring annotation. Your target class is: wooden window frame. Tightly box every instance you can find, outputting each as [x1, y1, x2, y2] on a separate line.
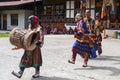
[11, 14, 18, 26]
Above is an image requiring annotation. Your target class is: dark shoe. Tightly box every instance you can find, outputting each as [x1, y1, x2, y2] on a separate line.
[82, 64, 87, 67]
[32, 73, 40, 78]
[11, 71, 23, 78]
[98, 52, 102, 55]
[98, 48, 102, 55]
[68, 60, 75, 64]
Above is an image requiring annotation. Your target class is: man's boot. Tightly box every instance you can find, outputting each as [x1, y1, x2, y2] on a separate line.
[12, 71, 23, 78]
[32, 69, 40, 78]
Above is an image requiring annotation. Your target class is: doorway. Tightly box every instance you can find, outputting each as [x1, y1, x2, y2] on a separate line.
[0, 14, 1, 30]
[3, 14, 7, 30]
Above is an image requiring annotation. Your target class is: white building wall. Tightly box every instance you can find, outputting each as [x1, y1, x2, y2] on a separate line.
[0, 10, 34, 30]
[1, 10, 25, 30]
[24, 10, 33, 29]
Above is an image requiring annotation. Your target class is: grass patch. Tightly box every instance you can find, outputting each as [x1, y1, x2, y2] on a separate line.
[0, 33, 10, 38]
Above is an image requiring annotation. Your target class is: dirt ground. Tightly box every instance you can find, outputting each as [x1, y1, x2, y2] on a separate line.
[0, 35, 120, 80]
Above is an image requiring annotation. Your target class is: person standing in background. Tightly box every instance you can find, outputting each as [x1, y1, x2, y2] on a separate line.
[94, 13, 104, 55]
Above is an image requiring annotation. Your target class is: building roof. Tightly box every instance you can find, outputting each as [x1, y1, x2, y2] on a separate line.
[0, 0, 41, 7]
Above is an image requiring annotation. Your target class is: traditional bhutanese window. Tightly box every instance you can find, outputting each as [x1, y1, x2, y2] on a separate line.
[54, 5, 65, 15]
[46, 6, 52, 14]
[11, 14, 18, 26]
[43, 0, 65, 15]
[95, 0, 102, 13]
[66, 1, 75, 18]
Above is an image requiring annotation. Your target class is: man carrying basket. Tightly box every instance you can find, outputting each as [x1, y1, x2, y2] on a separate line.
[11, 15, 44, 78]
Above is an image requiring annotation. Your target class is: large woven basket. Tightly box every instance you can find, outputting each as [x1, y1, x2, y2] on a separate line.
[9, 27, 38, 50]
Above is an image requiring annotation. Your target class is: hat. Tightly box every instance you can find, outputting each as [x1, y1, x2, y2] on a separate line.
[76, 13, 81, 16]
[28, 15, 39, 27]
[75, 13, 83, 17]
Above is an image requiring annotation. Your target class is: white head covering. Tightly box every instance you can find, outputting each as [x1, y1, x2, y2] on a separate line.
[76, 13, 81, 16]
[75, 13, 82, 22]
[75, 13, 82, 18]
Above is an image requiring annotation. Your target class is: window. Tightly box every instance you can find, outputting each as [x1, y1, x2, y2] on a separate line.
[95, 0, 102, 13]
[66, 1, 75, 18]
[46, 6, 52, 14]
[54, 5, 65, 15]
[44, 6, 52, 14]
[11, 14, 18, 26]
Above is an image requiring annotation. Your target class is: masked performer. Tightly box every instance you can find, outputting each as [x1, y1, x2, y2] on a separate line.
[12, 15, 44, 78]
[83, 10, 97, 58]
[94, 13, 104, 55]
[68, 13, 93, 67]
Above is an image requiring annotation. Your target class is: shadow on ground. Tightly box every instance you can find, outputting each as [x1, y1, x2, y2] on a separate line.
[31, 76, 73, 80]
[93, 55, 120, 64]
[74, 55, 120, 76]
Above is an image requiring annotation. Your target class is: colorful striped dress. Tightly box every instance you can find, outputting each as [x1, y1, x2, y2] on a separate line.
[19, 29, 44, 68]
[72, 20, 93, 57]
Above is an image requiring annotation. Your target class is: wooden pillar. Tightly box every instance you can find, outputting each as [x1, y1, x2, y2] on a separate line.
[106, 4, 111, 29]
[34, 0, 37, 15]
